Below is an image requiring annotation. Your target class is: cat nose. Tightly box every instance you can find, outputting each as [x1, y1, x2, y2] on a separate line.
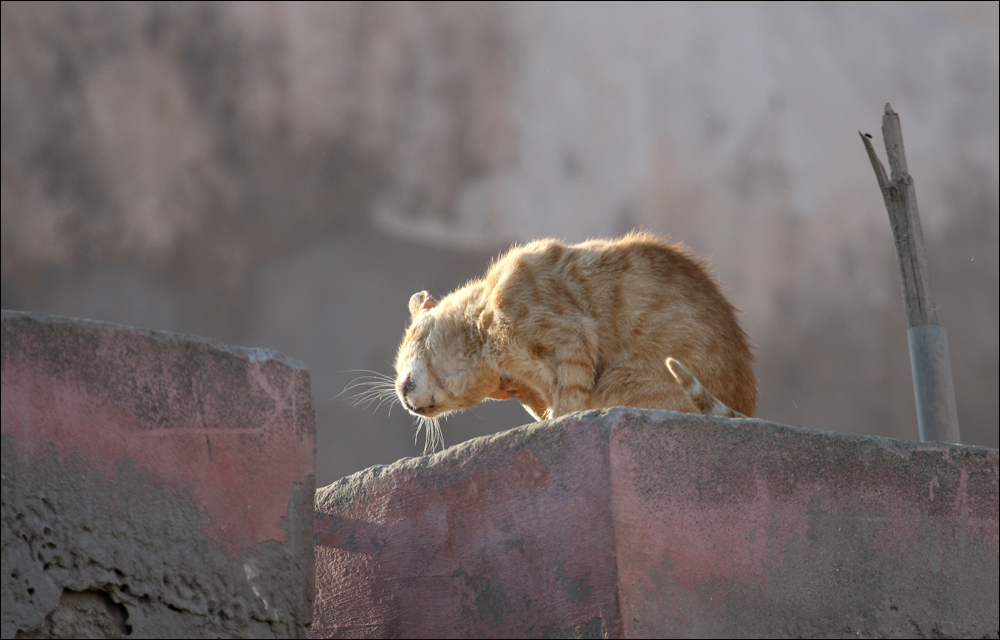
[399, 375, 436, 415]
[401, 376, 415, 395]
[399, 375, 417, 411]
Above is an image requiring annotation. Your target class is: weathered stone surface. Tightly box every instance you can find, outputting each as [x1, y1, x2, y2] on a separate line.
[610, 410, 998, 639]
[313, 408, 998, 638]
[313, 414, 621, 639]
[1, 310, 316, 638]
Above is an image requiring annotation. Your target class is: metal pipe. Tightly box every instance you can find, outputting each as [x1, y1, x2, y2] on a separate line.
[907, 324, 960, 443]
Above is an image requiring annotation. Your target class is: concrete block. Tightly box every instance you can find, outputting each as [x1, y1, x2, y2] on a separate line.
[313, 408, 997, 638]
[313, 415, 621, 638]
[1, 311, 316, 638]
[610, 410, 998, 638]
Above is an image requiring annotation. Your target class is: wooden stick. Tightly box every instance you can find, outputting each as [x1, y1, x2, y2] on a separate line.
[859, 105, 935, 327]
[860, 103, 960, 443]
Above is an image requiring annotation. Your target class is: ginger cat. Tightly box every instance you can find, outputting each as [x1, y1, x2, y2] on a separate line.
[392, 231, 756, 453]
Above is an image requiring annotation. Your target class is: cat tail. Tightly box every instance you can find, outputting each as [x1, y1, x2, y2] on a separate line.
[666, 357, 746, 418]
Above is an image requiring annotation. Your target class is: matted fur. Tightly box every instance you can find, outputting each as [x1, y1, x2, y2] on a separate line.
[394, 231, 756, 451]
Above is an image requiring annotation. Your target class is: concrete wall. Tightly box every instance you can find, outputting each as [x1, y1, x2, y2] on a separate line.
[1, 311, 316, 638]
[313, 408, 998, 639]
[3, 311, 995, 638]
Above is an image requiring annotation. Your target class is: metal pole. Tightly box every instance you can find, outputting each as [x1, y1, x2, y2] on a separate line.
[907, 324, 960, 443]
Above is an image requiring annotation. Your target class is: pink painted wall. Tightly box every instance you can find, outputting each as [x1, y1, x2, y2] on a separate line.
[1, 311, 316, 638]
[610, 411, 998, 638]
[313, 408, 998, 638]
[314, 416, 621, 638]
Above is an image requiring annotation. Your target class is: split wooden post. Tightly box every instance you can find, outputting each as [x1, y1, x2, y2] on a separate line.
[860, 103, 960, 443]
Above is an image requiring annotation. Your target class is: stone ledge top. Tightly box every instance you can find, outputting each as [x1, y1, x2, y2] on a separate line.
[2, 309, 307, 369]
[313, 408, 997, 638]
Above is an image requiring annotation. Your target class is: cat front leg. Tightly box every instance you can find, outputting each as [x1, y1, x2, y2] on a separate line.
[547, 324, 598, 418]
[550, 364, 594, 417]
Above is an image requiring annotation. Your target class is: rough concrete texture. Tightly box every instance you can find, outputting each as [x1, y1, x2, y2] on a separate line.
[610, 410, 998, 639]
[1, 310, 316, 638]
[313, 408, 998, 639]
[313, 415, 622, 639]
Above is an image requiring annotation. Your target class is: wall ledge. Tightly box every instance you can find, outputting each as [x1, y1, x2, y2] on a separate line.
[314, 408, 998, 638]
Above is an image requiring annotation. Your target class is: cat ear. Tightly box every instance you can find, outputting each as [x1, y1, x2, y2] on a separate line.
[408, 291, 438, 318]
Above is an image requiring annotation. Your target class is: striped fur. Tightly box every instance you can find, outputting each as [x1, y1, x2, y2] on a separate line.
[665, 357, 746, 418]
[395, 232, 756, 451]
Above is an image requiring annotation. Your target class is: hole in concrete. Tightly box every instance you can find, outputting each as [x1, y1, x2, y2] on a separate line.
[26, 588, 132, 638]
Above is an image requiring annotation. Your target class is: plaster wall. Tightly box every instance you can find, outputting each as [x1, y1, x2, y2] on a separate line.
[1, 311, 316, 638]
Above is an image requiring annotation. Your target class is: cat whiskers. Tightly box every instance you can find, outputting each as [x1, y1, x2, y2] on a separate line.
[339, 370, 445, 456]
[338, 370, 400, 415]
[414, 415, 444, 456]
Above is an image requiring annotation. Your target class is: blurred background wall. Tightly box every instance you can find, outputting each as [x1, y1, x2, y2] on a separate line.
[2, 1, 997, 487]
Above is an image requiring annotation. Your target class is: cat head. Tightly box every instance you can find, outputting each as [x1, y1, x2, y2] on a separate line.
[395, 290, 498, 419]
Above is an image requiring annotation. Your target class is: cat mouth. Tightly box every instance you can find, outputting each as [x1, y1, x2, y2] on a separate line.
[409, 404, 438, 417]
[401, 394, 441, 417]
